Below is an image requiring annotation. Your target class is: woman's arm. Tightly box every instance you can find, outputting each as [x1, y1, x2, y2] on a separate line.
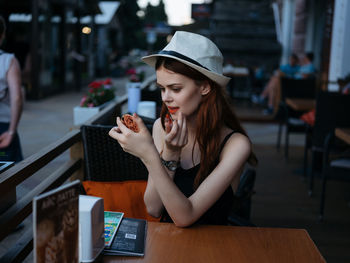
[145, 132, 251, 227]
[143, 119, 177, 217]
[109, 115, 251, 227]
[0, 57, 22, 149]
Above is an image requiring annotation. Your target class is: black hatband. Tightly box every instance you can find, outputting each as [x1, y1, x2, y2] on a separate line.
[158, 50, 209, 71]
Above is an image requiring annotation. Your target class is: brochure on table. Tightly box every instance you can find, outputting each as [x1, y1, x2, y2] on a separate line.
[104, 211, 124, 248]
[33, 180, 80, 263]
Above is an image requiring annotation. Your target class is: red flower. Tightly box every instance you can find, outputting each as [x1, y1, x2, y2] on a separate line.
[88, 81, 103, 89]
[80, 78, 116, 107]
[103, 78, 112, 85]
[126, 68, 136, 75]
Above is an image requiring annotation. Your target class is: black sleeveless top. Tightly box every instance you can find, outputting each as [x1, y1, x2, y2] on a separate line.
[161, 131, 236, 225]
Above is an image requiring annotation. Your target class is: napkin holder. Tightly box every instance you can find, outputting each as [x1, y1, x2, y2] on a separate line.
[79, 195, 105, 262]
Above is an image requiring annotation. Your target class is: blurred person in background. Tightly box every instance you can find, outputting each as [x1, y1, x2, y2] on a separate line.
[0, 16, 23, 162]
[251, 53, 300, 115]
[295, 52, 316, 79]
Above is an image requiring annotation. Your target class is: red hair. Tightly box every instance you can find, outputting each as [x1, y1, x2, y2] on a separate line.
[156, 57, 257, 189]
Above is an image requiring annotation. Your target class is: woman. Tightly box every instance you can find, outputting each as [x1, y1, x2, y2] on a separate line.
[0, 16, 23, 162]
[109, 31, 257, 227]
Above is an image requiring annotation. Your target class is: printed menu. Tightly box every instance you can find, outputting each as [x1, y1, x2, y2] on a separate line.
[33, 180, 80, 263]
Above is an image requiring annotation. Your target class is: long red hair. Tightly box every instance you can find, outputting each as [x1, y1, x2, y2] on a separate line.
[156, 57, 257, 189]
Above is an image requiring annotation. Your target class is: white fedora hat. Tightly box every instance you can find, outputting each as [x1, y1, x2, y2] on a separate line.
[142, 31, 231, 88]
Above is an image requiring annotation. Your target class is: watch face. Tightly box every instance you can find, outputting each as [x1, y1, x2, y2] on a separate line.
[161, 158, 179, 171]
[168, 161, 178, 171]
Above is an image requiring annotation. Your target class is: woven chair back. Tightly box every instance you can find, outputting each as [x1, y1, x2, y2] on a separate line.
[81, 124, 148, 182]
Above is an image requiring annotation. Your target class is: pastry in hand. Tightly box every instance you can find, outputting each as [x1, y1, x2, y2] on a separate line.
[121, 114, 139, 132]
[165, 113, 173, 133]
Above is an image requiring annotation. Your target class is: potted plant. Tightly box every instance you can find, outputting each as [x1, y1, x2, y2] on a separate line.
[74, 78, 116, 125]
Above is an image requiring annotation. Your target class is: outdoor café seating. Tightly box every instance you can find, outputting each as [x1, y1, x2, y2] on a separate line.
[275, 77, 316, 159]
[319, 128, 350, 221]
[304, 91, 350, 198]
[80, 119, 157, 221]
[80, 120, 258, 227]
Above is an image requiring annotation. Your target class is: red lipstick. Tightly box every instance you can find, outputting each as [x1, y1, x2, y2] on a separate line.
[168, 107, 179, 114]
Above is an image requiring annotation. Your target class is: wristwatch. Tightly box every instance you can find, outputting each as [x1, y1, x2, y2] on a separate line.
[160, 157, 180, 171]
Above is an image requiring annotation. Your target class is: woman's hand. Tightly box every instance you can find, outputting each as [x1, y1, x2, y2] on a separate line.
[163, 112, 188, 154]
[108, 114, 156, 162]
[0, 131, 14, 149]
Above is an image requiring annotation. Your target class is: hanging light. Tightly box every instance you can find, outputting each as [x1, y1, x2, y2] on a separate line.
[82, 26, 92, 34]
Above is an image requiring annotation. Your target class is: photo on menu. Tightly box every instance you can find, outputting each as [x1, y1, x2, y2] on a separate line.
[33, 180, 80, 263]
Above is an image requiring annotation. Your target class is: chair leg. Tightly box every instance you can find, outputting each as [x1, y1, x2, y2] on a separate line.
[276, 122, 283, 151]
[319, 171, 327, 222]
[284, 126, 289, 160]
[308, 151, 316, 196]
[302, 135, 309, 179]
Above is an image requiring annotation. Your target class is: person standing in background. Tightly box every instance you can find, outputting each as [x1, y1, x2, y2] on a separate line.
[0, 16, 23, 162]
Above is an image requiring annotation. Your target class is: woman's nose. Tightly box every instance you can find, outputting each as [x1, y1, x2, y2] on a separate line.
[162, 90, 172, 102]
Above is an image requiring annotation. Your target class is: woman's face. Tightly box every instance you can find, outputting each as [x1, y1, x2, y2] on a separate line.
[156, 66, 210, 120]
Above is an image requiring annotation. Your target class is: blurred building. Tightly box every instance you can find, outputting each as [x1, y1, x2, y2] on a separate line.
[211, 0, 281, 71]
[0, 0, 124, 99]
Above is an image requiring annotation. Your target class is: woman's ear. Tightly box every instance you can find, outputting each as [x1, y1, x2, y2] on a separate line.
[200, 81, 211, 96]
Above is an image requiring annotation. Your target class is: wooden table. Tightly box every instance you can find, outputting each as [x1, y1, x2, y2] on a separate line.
[285, 98, 316, 112]
[335, 128, 350, 145]
[104, 222, 325, 263]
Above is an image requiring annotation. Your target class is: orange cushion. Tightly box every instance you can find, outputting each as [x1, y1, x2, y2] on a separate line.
[82, 180, 159, 222]
[300, 109, 316, 127]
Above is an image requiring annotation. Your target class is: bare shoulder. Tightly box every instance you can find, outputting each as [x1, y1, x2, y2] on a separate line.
[9, 56, 21, 70]
[221, 132, 251, 160]
[7, 57, 21, 86]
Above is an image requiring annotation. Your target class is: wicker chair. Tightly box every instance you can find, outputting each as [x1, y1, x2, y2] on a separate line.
[306, 92, 350, 196]
[81, 115, 155, 182]
[319, 131, 350, 221]
[81, 124, 148, 182]
[81, 118, 157, 220]
[227, 168, 257, 227]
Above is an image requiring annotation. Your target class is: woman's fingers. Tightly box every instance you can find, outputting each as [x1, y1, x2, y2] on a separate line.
[165, 112, 188, 148]
[108, 126, 122, 141]
[179, 116, 188, 145]
[133, 113, 148, 132]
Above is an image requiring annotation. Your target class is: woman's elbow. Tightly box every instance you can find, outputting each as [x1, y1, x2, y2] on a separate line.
[146, 206, 162, 218]
[172, 217, 194, 228]
[144, 197, 162, 218]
